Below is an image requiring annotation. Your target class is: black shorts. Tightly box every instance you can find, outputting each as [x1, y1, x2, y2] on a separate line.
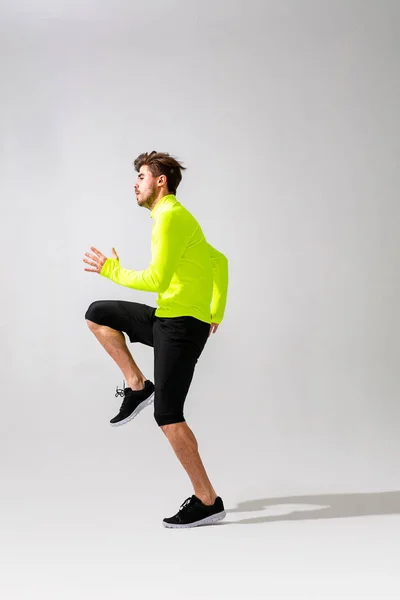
[84, 300, 210, 426]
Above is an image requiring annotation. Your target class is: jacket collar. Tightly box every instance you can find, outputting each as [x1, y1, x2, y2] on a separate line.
[150, 194, 177, 219]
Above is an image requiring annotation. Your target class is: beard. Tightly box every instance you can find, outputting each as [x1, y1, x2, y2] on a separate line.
[137, 187, 157, 209]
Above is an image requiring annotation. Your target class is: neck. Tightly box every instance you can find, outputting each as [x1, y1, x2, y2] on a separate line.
[149, 189, 172, 212]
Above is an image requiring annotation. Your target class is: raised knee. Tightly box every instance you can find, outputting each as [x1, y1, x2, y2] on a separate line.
[85, 301, 104, 325]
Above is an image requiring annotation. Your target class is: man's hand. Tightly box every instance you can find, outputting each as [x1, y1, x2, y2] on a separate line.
[83, 246, 119, 273]
[209, 318, 220, 337]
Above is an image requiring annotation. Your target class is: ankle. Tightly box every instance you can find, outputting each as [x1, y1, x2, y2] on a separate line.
[127, 376, 146, 391]
[196, 492, 217, 506]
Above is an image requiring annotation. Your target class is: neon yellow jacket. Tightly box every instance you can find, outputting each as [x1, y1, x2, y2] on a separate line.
[100, 194, 228, 324]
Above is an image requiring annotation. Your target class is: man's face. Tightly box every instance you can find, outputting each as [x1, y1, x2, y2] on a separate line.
[134, 165, 157, 208]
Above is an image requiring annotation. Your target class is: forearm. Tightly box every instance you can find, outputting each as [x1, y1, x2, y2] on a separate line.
[211, 255, 228, 324]
[100, 258, 164, 292]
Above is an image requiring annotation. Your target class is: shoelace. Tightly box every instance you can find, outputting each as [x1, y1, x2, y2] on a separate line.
[115, 380, 130, 412]
[115, 380, 126, 398]
[178, 496, 195, 515]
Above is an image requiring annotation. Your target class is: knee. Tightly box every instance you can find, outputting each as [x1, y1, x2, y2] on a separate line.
[159, 424, 169, 435]
[85, 319, 98, 331]
[84, 301, 105, 325]
[154, 411, 185, 428]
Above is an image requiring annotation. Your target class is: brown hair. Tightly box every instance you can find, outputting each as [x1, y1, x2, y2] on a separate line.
[133, 151, 186, 195]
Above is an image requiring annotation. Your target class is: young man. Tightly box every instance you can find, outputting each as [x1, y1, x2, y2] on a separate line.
[83, 151, 229, 528]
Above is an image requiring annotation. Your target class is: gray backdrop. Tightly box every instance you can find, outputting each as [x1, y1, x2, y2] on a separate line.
[1, 1, 399, 598]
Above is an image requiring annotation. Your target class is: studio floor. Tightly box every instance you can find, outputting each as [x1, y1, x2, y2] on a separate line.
[2, 473, 399, 600]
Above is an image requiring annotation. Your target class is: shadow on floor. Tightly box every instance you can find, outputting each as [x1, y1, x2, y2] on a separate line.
[216, 490, 400, 525]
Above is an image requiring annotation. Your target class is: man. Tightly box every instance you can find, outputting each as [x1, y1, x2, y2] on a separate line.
[83, 151, 228, 529]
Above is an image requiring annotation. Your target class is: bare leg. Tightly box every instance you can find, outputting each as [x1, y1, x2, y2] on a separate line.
[86, 320, 147, 390]
[160, 422, 217, 505]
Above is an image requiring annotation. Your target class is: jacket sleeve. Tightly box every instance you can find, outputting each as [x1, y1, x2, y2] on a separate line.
[207, 242, 229, 324]
[100, 210, 191, 292]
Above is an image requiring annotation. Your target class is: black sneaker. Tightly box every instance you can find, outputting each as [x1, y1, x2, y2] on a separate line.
[162, 495, 226, 529]
[110, 379, 155, 427]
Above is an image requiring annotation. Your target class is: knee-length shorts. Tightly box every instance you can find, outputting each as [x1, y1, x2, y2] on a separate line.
[85, 300, 210, 426]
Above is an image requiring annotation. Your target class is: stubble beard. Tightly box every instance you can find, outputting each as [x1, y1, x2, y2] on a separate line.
[138, 187, 157, 210]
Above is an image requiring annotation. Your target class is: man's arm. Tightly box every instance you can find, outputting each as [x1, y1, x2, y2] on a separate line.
[207, 242, 228, 324]
[100, 211, 191, 292]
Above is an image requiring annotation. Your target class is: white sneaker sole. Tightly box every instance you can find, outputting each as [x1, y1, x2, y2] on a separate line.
[162, 510, 226, 529]
[110, 392, 155, 427]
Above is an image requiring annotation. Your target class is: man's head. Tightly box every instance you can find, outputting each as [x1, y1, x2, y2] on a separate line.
[133, 151, 186, 210]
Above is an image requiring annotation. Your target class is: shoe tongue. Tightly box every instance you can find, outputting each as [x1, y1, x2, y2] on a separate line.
[192, 495, 202, 504]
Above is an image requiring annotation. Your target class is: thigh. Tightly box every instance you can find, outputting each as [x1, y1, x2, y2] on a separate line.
[152, 317, 209, 424]
[85, 300, 156, 346]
